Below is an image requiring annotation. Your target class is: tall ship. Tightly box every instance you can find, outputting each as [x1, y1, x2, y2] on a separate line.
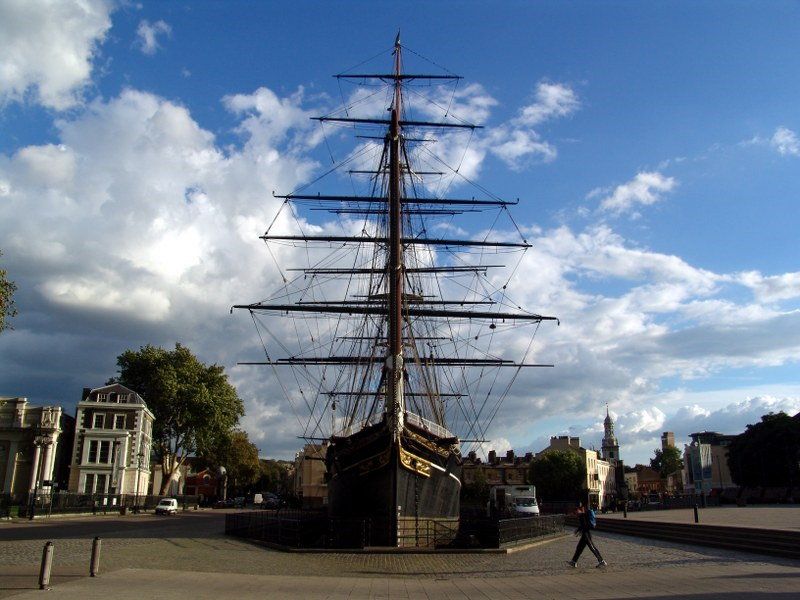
[234, 36, 557, 547]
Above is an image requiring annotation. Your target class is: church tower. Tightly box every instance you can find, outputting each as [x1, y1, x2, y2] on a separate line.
[601, 405, 620, 464]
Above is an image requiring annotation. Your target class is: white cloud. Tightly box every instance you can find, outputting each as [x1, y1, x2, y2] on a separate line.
[135, 19, 172, 56]
[0, 85, 325, 455]
[0, 0, 113, 109]
[598, 171, 676, 214]
[770, 126, 800, 156]
[737, 270, 800, 303]
[514, 82, 580, 127]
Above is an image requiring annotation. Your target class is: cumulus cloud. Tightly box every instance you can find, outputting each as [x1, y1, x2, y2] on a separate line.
[770, 126, 800, 156]
[135, 19, 172, 56]
[513, 82, 580, 127]
[737, 270, 800, 303]
[598, 171, 676, 215]
[0, 85, 324, 455]
[0, 0, 113, 109]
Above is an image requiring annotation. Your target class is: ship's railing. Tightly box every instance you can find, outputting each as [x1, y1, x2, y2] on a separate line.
[405, 411, 453, 439]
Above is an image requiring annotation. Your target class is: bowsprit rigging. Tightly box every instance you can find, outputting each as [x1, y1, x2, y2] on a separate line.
[232, 35, 557, 547]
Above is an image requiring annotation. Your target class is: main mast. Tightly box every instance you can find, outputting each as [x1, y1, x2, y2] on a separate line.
[387, 34, 404, 440]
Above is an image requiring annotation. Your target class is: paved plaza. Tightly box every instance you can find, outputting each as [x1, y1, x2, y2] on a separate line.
[1, 508, 799, 598]
[601, 504, 800, 531]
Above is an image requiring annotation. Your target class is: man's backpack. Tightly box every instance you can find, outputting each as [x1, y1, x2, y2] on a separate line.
[587, 508, 597, 529]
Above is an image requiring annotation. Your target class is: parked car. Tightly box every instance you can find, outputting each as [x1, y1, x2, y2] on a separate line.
[155, 498, 178, 515]
[261, 493, 282, 509]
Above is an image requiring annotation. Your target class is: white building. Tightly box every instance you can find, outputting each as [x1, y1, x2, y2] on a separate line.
[538, 436, 617, 509]
[68, 384, 154, 496]
[0, 397, 64, 495]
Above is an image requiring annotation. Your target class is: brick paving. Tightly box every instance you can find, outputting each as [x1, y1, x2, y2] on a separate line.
[2, 509, 799, 598]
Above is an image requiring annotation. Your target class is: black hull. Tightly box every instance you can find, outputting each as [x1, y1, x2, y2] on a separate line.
[326, 419, 461, 546]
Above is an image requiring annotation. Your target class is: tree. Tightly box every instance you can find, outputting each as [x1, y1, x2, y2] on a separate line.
[529, 450, 587, 501]
[728, 412, 800, 488]
[0, 250, 17, 333]
[461, 467, 490, 507]
[205, 429, 261, 494]
[112, 343, 244, 493]
[256, 459, 291, 495]
[651, 446, 683, 478]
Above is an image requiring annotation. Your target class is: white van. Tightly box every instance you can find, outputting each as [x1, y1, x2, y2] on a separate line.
[155, 498, 178, 515]
[488, 485, 540, 516]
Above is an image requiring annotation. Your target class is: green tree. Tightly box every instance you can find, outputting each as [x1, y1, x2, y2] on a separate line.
[205, 429, 261, 494]
[461, 467, 490, 507]
[728, 412, 800, 488]
[651, 446, 683, 478]
[0, 250, 17, 333]
[256, 459, 291, 494]
[112, 343, 244, 494]
[529, 450, 587, 501]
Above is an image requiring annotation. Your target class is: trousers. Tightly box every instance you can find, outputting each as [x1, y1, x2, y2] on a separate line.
[572, 530, 603, 562]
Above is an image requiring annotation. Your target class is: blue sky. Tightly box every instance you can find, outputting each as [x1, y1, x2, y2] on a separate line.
[2, 1, 800, 464]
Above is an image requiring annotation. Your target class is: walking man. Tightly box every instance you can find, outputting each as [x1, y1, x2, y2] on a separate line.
[568, 501, 607, 568]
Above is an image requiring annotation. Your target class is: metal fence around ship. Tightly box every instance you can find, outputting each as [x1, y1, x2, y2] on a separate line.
[225, 510, 564, 550]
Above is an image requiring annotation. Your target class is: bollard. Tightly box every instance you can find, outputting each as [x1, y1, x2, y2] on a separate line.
[90, 536, 101, 577]
[39, 541, 54, 590]
[693, 504, 699, 523]
[623, 504, 628, 518]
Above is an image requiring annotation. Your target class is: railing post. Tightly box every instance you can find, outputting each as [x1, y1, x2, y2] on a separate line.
[38, 541, 54, 590]
[693, 504, 699, 524]
[90, 537, 101, 577]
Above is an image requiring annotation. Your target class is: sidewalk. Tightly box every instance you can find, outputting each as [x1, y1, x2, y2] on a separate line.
[602, 505, 800, 531]
[8, 562, 800, 599]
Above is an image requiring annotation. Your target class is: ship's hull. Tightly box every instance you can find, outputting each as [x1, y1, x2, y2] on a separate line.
[326, 418, 461, 547]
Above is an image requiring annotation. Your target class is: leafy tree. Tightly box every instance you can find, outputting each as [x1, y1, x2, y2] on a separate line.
[651, 446, 684, 478]
[112, 343, 244, 494]
[205, 429, 261, 494]
[728, 412, 800, 488]
[0, 250, 17, 333]
[529, 450, 586, 501]
[256, 459, 291, 494]
[461, 466, 490, 506]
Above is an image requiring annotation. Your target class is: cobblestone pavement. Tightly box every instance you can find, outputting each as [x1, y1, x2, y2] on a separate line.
[601, 505, 800, 531]
[2, 510, 799, 598]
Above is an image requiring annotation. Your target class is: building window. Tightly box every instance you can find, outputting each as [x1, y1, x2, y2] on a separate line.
[99, 440, 111, 464]
[114, 414, 126, 429]
[109, 393, 118, 403]
[96, 474, 107, 494]
[119, 393, 129, 402]
[97, 393, 107, 402]
[93, 414, 105, 428]
[88, 440, 98, 463]
[84, 474, 95, 493]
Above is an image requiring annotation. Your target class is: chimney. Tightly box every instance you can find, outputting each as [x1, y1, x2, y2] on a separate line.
[488, 450, 497, 464]
[468, 451, 477, 462]
[524, 452, 533, 462]
[506, 449, 515, 463]
[82, 387, 91, 401]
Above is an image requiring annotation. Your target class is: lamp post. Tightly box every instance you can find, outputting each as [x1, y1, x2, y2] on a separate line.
[134, 452, 145, 513]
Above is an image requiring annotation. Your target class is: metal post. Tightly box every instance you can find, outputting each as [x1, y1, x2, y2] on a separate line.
[693, 503, 699, 523]
[38, 541, 54, 590]
[623, 503, 628, 519]
[90, 537, 101, 577]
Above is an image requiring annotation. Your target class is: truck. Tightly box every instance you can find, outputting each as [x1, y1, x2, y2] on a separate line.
[487, 485, 540, 517]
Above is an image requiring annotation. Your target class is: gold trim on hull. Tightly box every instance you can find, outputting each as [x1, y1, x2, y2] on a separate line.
[399, 441, 432, 477]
